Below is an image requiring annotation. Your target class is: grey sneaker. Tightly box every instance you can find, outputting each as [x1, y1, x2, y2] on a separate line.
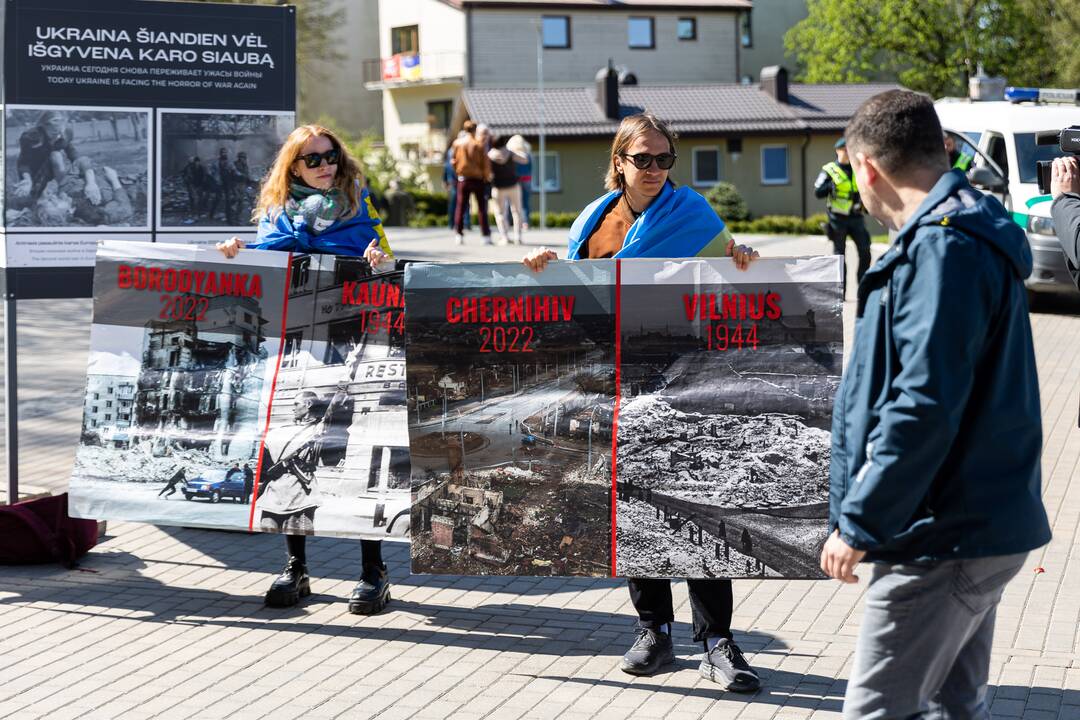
[700, 638, 761, 692]
[619, 628, 675, 676]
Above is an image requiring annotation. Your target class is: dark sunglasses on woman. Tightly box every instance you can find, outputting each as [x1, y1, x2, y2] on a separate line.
[299, 148, 341, 169]
[621, 152, 677, 170]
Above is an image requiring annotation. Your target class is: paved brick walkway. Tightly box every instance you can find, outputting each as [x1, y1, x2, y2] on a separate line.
[1, 232, 1078, 719]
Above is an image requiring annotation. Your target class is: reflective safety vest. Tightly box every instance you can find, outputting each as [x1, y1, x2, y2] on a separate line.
[952, 151, 973, 172]
[823, 162, 858, 215]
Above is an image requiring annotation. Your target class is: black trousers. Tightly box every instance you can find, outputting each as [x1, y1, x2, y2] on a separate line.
[286, 535, 383, 568]
[627, 578, 733, 643]
[828, 212, 872, 290]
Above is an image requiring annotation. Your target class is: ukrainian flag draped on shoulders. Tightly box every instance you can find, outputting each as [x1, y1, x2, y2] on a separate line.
[248, 187, 393, 258]
[567, 181, 732, 259]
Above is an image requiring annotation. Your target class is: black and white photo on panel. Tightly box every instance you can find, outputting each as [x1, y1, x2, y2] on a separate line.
[615, 260, 842, 579]
[255, 256, 410, 539]
[157, 109, 293, 231]
[3, 105, 150, 229]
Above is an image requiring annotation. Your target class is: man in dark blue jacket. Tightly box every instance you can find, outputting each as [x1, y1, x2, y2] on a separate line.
[824, 90, 1051, 718]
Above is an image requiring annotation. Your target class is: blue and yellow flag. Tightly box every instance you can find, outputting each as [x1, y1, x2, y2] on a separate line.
[567, 181, 732, 259]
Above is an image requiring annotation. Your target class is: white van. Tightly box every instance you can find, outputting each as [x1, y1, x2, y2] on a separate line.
[934, 91, 1077, 296]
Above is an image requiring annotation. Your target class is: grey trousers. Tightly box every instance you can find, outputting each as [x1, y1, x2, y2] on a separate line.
[843, 552, 1027, 719]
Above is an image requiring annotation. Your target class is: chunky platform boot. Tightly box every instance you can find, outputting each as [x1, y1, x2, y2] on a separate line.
[264, 556, 310, 607]
[348, 563, 391, 615]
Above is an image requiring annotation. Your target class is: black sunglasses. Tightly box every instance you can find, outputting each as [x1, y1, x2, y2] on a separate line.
[621, 152, 677, 170]
[298, 148, 341, 169]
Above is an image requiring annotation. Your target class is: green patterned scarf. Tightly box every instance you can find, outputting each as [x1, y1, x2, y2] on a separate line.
[286, 181, 349, 234]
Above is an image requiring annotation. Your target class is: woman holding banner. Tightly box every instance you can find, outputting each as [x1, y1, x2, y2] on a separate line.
[217, 124, 393, 615]
[523, 113, 761, 692]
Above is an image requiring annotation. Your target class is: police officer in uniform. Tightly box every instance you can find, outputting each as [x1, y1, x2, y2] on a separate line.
[815, 138, 871, 295]
[944, 133, 974, 172]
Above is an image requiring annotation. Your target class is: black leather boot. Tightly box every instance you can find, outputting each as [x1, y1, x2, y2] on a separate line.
[264, 556, 310, 607]
[348, 563, 391, 615]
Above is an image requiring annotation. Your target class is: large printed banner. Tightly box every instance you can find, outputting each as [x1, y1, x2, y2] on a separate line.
[406, 257, 842, 579]
[69, 241, 410, 540]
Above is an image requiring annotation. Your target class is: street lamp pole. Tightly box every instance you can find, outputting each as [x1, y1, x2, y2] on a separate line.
[536, 19, 547, 230]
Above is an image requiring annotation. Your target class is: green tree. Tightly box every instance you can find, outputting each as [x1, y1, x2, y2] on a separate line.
[1019, 0, 1080, 88]
[785, 0, 1056, 98]
[188, 0, 344, 117]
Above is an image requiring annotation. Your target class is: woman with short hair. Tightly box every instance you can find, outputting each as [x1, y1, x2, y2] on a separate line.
[218, 124, 393, 616]
[523, 113, 761, 693]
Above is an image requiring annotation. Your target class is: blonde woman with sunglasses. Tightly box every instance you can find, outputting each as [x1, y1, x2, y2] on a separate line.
[523, 113, 760, 693]
[217, 125, 393, 616]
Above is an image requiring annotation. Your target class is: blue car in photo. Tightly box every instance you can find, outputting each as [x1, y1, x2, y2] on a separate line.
[183, 468, 247, 503]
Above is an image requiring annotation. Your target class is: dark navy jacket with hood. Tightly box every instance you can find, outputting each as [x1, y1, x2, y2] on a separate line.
[830, 169, 1051, 562]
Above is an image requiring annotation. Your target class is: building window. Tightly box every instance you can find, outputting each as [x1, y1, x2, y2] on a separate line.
[291, 256, 311, 292]
[628, 17, 655, 49]
[93, 392, 99, 400]
[326, 318, 363, 366]
[540, 152, 561, 192]
[92, 406, 99, 413]
[107, 387, 113, 394]
[740, 12, 753, 48]
[244, 312, 253, 325]
[105, 414, 112, 421]
[391, 25, 418, 55]
[692, 147, 721, 187]
[761, 145, 790, 185]
[283, 331, 303, 368]
[677, 17, 697, 41]
[542, 16, 570, 49]
[106, 400, 113, 408]
[334, 258, 372, 285]
[427, 100, 452, 130]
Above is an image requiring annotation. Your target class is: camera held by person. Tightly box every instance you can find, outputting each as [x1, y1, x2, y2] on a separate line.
[1036, 126, 1080, 194]
[1049, 155, 1080, 290]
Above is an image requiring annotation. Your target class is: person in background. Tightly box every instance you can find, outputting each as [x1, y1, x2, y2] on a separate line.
[216, 124, 393, 615]
[242, 462, 254, 505]
[814, 138, 871, 296]
[824, 89, 1050, 718]
[944, 133, 974, 172]
[508, 135, 533, 231]
[522, 113, 761, 694]
[445, 135, 470, 233]
[157, 467, 186, 500]
[488, 135, 527, 245]
[452, 120, 492, 246]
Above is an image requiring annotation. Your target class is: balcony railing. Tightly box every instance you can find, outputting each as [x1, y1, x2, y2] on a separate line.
[363, 51, 466, 87]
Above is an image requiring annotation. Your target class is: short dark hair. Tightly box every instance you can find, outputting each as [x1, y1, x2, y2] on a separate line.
[845, 90, 947, 175]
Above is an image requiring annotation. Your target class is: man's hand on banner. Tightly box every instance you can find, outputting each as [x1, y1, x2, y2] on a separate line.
[363, 238, 388, 268]
[726, 238, 760, 271]
[523, 247, 558, 272]
[217, 236, 245, 258]
[820, 529, 865, 583]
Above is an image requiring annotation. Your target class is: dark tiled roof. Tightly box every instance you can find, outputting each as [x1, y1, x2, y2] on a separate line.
[462, 82, 903, 137]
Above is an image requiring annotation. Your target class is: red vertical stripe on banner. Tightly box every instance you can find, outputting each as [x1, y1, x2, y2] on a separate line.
[611, 259, 621, 577]
[248, 252, 295, 531]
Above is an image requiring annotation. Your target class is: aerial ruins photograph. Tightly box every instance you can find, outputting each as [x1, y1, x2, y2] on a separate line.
[406, 262, 616, 576]
[615, 258, 843, 579]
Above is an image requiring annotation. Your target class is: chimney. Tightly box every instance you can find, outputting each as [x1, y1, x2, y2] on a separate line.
[760, 65, 789, 104]
[596, 60, 619, 120]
